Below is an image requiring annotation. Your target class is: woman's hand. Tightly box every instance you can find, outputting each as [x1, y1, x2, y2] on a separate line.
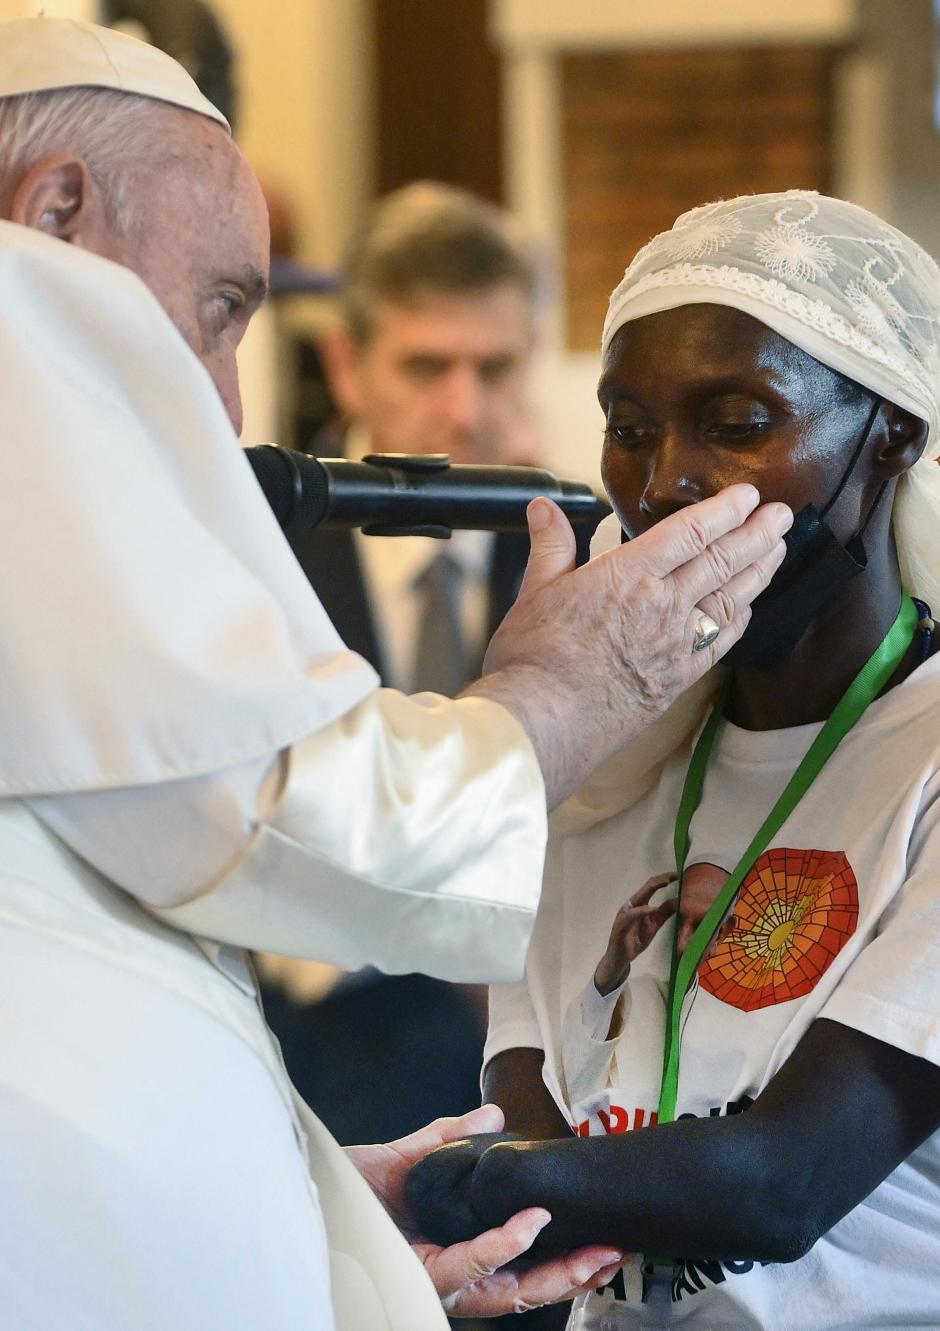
[594, 872, 676, 995]
[346, 1106, 623, 1318]
[346, 1105, 507, 1237]
[405, 1130, 520, 1247]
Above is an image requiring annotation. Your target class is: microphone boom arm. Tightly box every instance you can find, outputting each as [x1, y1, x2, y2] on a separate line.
[245, 445, 610, 539]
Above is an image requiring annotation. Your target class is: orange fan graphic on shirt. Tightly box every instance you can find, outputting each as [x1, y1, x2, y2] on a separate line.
[699, 848, 858, 1012]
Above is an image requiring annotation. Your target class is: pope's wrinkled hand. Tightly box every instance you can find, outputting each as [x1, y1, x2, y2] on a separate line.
[466, 486, 792, 807]
[346, 1105, 624, 1318]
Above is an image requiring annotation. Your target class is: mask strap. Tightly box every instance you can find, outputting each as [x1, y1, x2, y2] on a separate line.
[820, 395, 884, 521]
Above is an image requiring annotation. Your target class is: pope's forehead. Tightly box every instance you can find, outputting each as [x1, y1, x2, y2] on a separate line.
[169, 112, 242, 179]
[131, 114, 268, 280]
[163, 114, 264, 213]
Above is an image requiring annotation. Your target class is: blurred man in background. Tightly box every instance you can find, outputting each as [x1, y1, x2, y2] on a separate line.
[262, 183, 556, 1172]
[298, 180, 547, 693]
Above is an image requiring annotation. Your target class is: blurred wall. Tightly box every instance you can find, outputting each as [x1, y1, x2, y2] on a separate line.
[494, 0, 863, 483]
[8, 1, 939, 481]
[858, 0, 940, 259]
[212, 0, 375, 270]
[207, 0, 376, 445]
[0, 0, 374, 268]
[0, 1, 375, 445]
[372, 0, 502, 203]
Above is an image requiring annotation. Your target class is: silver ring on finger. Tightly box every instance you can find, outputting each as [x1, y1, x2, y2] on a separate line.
[691, 609, 720, 653]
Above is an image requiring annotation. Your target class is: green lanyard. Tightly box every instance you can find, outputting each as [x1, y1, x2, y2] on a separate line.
[657, 593, 918, 1126]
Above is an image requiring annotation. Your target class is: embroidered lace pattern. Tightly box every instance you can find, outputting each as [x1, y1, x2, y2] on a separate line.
[610, 263, 931, 408]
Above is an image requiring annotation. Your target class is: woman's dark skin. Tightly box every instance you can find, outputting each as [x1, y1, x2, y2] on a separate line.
[601, 305, 927, 733]
[407, 305, 940, 1263]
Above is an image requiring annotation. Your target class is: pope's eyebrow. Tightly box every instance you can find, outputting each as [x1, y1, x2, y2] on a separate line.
[233, 266, 269, 306]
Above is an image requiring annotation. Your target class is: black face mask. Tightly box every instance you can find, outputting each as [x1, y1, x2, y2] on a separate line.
[723, 397, 885, 669]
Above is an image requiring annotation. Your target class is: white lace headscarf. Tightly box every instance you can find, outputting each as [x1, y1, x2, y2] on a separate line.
[556, 190, 940, 833]
[602, 189, 940, 609]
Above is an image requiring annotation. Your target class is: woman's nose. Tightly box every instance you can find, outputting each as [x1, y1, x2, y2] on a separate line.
[639, 429, 703, 521]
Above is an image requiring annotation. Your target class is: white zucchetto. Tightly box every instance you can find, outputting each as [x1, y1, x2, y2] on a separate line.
[0, 14, 228, 128]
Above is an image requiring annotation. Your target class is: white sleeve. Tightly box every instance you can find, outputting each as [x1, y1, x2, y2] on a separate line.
[559, 978, 627, 1107]
[29, 689, 546, 984]
[579, 977, 628, 1041]
[821, 772, 940, 1067]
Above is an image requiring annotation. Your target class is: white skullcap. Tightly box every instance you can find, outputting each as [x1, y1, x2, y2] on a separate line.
[601, 189, 940, 627]
[0, 14, 229, 130]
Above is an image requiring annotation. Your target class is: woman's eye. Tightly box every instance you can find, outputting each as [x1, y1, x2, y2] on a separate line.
[604, 423, 653, 447]
[706, 419, 772, 440]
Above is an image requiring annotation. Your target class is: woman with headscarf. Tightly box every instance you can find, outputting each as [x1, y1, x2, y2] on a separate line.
[407, 192, 940, 1328]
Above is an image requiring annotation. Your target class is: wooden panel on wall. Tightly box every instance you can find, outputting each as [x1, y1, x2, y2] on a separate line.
[371, 0, 503, 203]
[563, 46, 837, 349]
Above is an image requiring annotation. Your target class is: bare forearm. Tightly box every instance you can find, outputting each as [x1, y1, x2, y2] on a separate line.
[413, 1021, 940, 1266]
[473, 1022, 940, 1259]
[482, 1047, 572, 1139]
[469, 1117, 806, 1263]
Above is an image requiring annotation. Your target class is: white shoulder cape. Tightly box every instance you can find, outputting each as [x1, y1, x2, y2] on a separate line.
[0, 220, 376, 797]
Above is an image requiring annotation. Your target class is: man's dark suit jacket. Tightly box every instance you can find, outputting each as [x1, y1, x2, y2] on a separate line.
[290, 524, 532, 682]
[287, 422, 597, 678]
[265, 460, 596, 1163]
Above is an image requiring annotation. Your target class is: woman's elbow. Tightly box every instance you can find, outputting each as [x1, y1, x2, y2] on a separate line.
[749, 1214, 821, 1264]
[732, 1143, 827, 1263]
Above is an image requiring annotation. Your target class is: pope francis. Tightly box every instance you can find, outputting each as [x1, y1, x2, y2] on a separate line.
[0, 15, 791, 1330]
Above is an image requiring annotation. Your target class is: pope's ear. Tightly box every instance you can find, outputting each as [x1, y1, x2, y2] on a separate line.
[876, 402, 930, 477]
[10, 152, 110, 249]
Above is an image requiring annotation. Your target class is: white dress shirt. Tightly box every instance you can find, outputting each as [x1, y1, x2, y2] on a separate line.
[345, 429, 493, 691]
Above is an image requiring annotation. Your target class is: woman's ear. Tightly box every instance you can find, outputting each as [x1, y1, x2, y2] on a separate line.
[875, 402, 930, 477]
[10, 152, 112, 252]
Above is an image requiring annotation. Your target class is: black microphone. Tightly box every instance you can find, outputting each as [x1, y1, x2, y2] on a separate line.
[245, 445, 610, 539]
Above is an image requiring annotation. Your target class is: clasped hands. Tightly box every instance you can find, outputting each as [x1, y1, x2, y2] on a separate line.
[346, 1104, 622, 1318]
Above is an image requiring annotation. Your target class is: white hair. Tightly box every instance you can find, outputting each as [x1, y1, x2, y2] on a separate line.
[0, 86, 187, 234]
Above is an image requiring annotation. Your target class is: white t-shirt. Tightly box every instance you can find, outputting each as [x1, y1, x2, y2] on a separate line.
[486, 652, 940, 1329]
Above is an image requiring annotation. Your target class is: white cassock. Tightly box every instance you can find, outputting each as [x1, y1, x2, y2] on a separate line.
[0, 220, 547, 1330]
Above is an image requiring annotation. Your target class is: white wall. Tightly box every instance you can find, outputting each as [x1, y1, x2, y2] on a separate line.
[207, 0, 376, 444]
[211, 0, 375, 270]
[493, 0, 855, 49]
